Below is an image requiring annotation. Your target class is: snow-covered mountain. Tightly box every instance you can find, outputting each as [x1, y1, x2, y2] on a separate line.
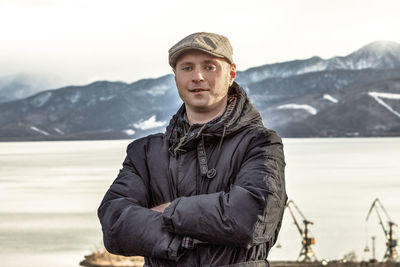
[0, 75, 180, 140]
[1, 40, 400, 140]
[236, 40, 400, 85]
[345, 41, 400, 69]
[261, 77, 400, 137]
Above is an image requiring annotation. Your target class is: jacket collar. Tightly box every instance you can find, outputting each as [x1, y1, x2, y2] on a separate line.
[166, 82, 263, 156]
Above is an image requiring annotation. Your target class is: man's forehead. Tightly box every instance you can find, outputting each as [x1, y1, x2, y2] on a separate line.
[176, 50, 226, 65]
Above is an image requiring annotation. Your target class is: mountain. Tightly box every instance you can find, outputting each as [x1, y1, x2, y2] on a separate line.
[261, 77, 400, 137]
[0, 40, 400, 140]
[0, 75, 180, 140]
[236, 41, 400, 85]
[244, 68, 400, 108]
[0, 73, 60, 104]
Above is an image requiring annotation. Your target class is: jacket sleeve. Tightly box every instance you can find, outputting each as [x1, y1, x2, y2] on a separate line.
[162, 129, 287, 248]
[98, 140, 183, 261]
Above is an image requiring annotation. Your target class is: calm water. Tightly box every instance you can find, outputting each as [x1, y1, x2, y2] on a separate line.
[0, 138, 399, 266]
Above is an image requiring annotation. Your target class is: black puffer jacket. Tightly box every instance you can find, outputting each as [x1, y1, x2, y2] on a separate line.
[98, 82, 287, 267]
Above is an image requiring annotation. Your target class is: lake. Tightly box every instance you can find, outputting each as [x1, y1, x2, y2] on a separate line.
[0, 138, 399, 266]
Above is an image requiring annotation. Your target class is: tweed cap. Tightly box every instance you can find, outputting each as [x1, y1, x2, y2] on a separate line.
[169, 32, 233, 68]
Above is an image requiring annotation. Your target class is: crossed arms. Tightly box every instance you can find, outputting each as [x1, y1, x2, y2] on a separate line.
[98, 130, 286, 261]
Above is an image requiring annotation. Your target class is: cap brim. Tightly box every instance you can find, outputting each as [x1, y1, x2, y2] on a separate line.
[169, 47, 228, 68]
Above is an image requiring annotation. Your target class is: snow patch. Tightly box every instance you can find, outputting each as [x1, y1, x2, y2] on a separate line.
[147, 85, 170, 96]
[369, 92, 400, 100]
[100, 95, 116, 101]
[133, 115, 167, 130]
[277, 104, 317, 115]
[122, 129, 136, 136]
[30, 92, 52, 108]
[54, 128, 65, 135]
[297, 61, 328, 75]
[323, 94, 339, 103]
[368, 92, 400, 118]
[30, 126, 49, 136]
[68, 91, 81, 103]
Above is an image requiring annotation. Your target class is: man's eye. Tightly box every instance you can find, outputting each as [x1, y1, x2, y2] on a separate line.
[182, 66, 192, 71]
[205, 65, 216, 71]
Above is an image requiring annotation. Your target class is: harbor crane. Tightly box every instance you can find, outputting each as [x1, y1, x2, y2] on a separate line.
[366, 198, 398, 262]
[286, 200, 317, 262]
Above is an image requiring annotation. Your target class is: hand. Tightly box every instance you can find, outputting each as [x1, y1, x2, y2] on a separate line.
[150, 202, 171, 213]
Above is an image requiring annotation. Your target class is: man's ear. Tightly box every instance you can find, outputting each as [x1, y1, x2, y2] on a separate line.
[229, 63, 237, 84]
[173, 68, 177, 83]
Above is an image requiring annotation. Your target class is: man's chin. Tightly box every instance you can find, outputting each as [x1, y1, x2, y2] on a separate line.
[187, 105, 210, 113]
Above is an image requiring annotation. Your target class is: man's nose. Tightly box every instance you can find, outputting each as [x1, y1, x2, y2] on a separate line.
[192, 68, 204, 83]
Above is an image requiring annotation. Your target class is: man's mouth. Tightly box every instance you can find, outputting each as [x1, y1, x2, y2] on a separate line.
[190, 88, 208, 92]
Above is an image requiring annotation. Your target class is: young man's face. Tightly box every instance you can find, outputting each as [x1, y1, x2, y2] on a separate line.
[173, 50, 236, 114]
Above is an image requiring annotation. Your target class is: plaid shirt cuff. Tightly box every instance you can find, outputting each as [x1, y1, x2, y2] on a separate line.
[181, 236, 195, 249]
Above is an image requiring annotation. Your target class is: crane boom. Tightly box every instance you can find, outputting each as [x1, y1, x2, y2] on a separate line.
[365, 198, 398, 262]
[287, 202, 303, 236]
[286, 200, 317, 262]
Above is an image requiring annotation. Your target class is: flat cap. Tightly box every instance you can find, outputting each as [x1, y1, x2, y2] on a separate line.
[168, 32, 233, 68]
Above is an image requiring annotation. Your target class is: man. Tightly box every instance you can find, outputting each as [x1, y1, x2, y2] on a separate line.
[98, 32, 287, 267]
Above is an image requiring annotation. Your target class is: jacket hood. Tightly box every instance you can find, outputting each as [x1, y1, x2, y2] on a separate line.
[166, 82, 263, 156]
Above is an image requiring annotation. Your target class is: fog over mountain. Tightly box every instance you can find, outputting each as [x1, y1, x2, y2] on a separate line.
[0, 73, 62, 104]
[1, 41, 400, 141]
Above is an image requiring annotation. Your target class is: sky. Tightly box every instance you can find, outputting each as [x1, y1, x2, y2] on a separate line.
[1, 0, 400, 88]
